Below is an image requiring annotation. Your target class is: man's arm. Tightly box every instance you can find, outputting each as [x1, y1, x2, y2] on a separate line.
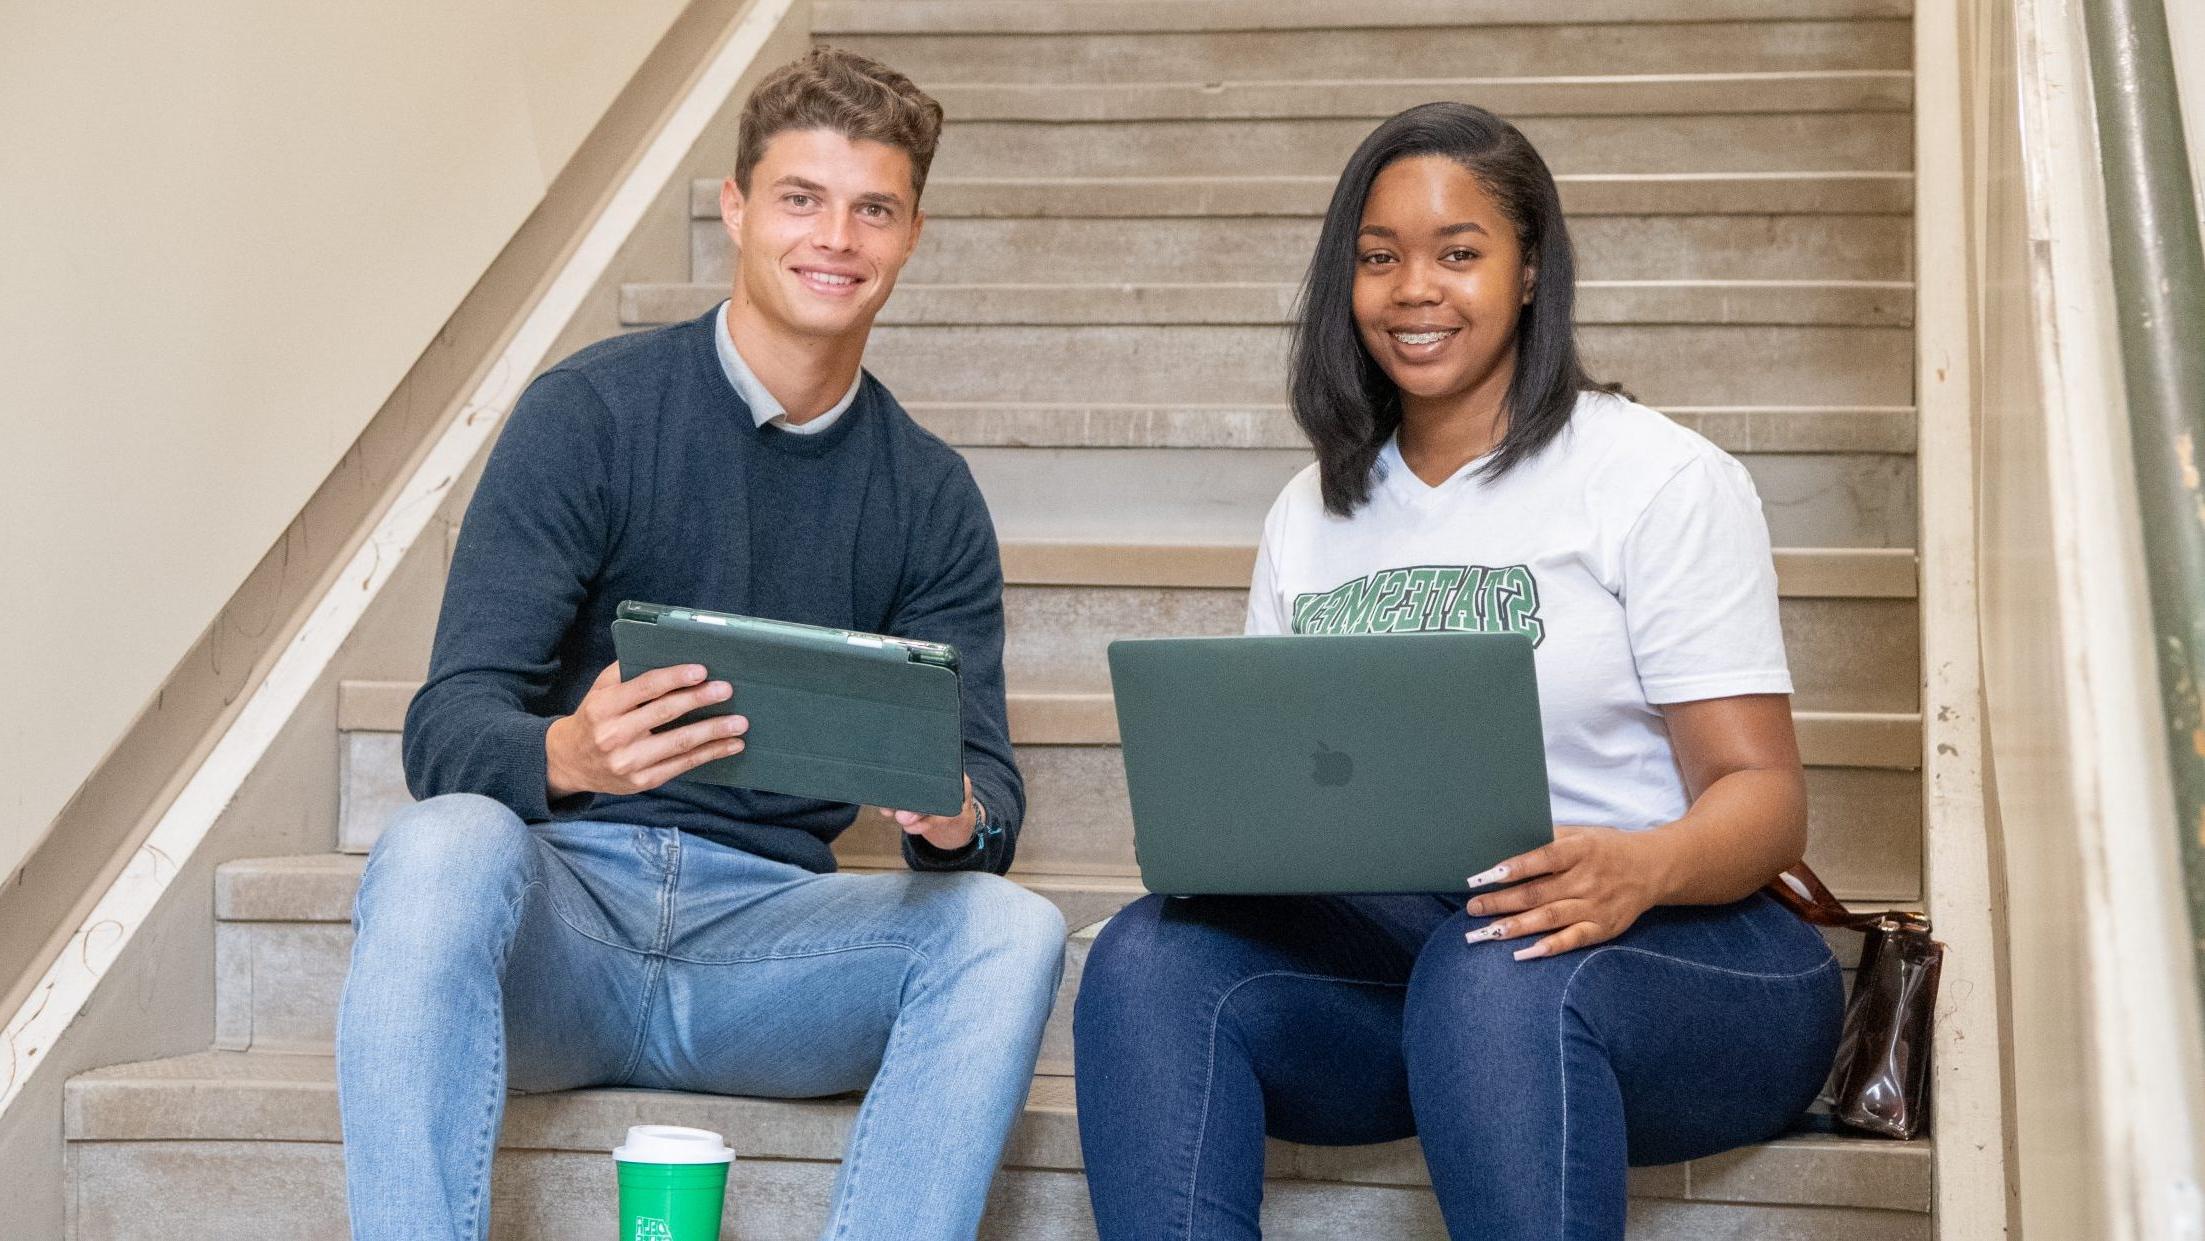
[402, 369, 616, 820]
[883, 466, 1024, 874]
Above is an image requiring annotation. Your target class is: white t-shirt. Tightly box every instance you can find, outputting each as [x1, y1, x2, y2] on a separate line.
[1246, 391, 1791, 832]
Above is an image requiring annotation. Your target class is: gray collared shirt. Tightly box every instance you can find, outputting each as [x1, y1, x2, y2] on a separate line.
[713, 300, 861, 436]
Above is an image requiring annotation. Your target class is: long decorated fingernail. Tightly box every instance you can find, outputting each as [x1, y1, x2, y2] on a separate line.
[1463, 922, 1508, 945]
[1513, 944, 1548, 961]
[1467, 864, 1510, 888]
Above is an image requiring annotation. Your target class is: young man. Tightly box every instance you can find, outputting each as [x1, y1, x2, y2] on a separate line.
[336, 48, 1065, 1241]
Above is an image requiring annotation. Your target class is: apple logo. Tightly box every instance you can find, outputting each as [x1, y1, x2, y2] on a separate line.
[1310, 742, 1354, 787]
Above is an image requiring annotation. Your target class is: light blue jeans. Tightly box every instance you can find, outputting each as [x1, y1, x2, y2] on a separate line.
[335, 793, 1066, 1241]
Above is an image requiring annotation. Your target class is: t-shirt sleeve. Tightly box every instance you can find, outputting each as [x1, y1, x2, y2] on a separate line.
[1244, 491, 1293, 636]
[1618, 452, 1793, 704]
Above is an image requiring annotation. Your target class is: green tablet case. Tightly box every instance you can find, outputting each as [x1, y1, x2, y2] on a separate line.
[1107, 632, 1554, 895]
[612, 601, 965, 816]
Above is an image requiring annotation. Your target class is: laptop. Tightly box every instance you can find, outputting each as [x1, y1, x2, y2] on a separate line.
[1106, 633, 1554, 895]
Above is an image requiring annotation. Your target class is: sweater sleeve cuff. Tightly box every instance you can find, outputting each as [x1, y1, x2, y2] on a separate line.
[483, 712, 593, 823]
[899, 799, 1005, 873]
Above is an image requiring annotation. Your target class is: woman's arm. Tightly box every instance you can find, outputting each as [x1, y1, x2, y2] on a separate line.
[1463, 692, 1807, 959]
[1641, 692, 1807, 905]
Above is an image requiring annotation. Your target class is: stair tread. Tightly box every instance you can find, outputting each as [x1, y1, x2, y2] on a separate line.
[217, 850, 1906, 939]
[401, 538, 1921, 595]
[897, 72, 1914, 121]
[623, 278, 1916, 329]
[892, 403, 1916, 453]
[65, 1050, 1930, 1211]
[812, 0, 1912, 36]
[216, 854, 1142, 924]
[332, 681, 1920, 769]
[694, 172, 1915, 218]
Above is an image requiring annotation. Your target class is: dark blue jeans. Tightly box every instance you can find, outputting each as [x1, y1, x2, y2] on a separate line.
[1073, 891, 1843, 1240]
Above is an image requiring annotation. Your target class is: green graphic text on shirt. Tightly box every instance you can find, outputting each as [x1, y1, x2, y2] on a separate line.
[1290, 564, 1545, 646]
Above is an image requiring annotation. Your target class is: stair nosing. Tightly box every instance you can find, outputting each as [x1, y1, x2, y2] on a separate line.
[690, 172, 1917, 219]
[622, 278, 1918, 329]
[921, 71, 1914, 122]
[897, 403, 1918, 454]
[811, 0, 1913, 37]
[63, 1049, 1933, 1213]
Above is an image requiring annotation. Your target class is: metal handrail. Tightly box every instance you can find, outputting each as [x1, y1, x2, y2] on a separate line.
[2082, 0, 2205, 1003]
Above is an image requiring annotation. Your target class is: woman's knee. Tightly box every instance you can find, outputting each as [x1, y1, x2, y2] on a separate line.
[1077, 895, 1179, 1007]
[1404, 912, 1584, 1064]
[1077, 895, 1274, 1031]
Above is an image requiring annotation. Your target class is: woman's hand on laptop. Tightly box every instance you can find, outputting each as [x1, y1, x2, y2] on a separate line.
[878, 774, 978, 852]
[545, 662, 748, 798]
[1459, 826, 1670, 962]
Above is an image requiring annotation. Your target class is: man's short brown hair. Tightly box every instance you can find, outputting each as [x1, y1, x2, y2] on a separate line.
[735, 46, 945, 200]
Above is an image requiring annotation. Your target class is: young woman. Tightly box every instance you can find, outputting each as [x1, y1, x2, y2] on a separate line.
[1073, 103, 1845, 1240]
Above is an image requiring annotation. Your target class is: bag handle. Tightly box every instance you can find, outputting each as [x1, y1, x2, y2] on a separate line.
[1764, 862, 1918, 932]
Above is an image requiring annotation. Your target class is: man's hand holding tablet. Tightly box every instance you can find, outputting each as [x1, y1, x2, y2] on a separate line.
[545, 661, 751, 799]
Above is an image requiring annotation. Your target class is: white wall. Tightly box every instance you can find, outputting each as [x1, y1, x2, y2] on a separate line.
[0, 0, 686, 888]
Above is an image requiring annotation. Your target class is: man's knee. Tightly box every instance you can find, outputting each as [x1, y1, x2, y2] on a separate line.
[356, 793, 535, 933]
[934, 872, 1066, 989]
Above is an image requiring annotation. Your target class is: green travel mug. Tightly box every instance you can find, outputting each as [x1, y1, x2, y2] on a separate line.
[614, 1124, 735, 1241]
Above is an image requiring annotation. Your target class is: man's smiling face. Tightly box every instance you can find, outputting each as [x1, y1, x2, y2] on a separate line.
[721, 128, 925, 343]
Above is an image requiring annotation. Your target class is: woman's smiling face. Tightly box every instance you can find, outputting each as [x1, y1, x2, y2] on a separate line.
[1351, 155, 1535, 413]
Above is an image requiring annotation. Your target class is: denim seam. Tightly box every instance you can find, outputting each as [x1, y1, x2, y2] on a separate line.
[1187, 970, 1410, 1241]
[463, 875, 537, 1239]
[617, 832, 685, 1084]
[822, 949, 924, 1240]
[1551, 944, 1840, 1234]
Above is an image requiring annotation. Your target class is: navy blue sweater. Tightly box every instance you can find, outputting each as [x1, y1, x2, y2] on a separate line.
[403, 309, 1023, 874]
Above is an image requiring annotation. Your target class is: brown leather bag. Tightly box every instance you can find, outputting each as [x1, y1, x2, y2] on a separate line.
[1765, 863, 1943, 1140]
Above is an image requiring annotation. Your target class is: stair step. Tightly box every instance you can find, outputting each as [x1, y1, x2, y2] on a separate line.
[210, 858, 1871, 1065]
[917, 71, 1911, 123]
[999, 693, 1920, 765]
[991, 542, 1917, 594]
[690, 212, 1915, 285]
[215, 854, 1139, 930]
[999, 587, 1917, 711]
[338, 731, 1923, 895]
[333, 682, 1923, 899]
[810, 322, 1917, 409]
[955, 446, 1915, 549]
[413, 540, 1920, 599]
[211, 863, 1122, 1063]
[65, 1051, 1930, 1238]
[625, 279, 1915, 329]
[927, 115, 1910, 181]
[692, 172, 1917, 219]
[814, 0, 1909, 37]
[894, 403, 1917, 453]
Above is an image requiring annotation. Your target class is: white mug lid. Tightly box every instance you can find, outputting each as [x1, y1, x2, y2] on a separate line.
[613, 1124, 735, 1164]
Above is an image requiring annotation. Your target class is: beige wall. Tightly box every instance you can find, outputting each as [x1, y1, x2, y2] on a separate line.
[0, 0, 686, 889]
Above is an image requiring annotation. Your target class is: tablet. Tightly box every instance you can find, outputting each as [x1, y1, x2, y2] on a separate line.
[611, 601, 966, 816]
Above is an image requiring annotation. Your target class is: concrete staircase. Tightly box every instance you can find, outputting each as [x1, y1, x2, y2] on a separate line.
[63, 0, 1932, 1235]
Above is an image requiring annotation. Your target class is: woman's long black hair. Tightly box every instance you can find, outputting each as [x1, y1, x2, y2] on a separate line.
[1289, 102, 1619, 516]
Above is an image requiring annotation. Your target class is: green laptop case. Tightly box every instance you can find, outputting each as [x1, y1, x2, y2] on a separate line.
[611, 601, 966, 816]
[1107, 633, 1554, 895]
